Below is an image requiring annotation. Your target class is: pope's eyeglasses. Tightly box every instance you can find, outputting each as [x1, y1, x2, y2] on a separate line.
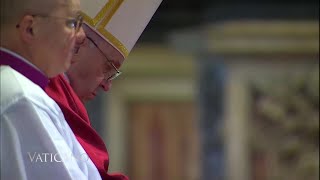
[87, 36, 122, 81]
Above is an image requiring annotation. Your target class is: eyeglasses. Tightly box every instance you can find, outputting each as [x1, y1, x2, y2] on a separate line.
[16, 14, 83, 33]
[86, 36, 122, 81]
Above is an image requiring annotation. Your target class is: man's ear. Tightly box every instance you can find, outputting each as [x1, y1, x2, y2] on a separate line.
[17, 15, 35, 43]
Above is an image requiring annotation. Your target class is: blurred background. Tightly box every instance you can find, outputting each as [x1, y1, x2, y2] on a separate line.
[86, 0, 319, 180]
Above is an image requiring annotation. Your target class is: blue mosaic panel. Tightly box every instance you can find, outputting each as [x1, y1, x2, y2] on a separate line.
[199, 56, 226, 180]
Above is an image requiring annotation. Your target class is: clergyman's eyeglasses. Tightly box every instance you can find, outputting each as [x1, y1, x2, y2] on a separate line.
[16, 14, 83, 34]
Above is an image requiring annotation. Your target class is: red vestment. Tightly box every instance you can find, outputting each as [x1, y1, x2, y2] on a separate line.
[46, 74, 128, 180]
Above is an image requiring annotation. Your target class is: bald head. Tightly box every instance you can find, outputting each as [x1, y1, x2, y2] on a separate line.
[0, 0, 82, 78]
[0, 0, 77, 29]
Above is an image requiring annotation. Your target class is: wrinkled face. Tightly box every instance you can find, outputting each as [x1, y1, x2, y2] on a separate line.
[67, 34, 124, 103]
[31, 0, 85, 77]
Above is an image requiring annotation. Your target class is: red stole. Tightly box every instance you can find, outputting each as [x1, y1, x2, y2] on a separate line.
[45, 74, 128, 180]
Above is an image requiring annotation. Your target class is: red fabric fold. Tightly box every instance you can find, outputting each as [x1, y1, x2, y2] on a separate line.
[46, 74, 128, 180]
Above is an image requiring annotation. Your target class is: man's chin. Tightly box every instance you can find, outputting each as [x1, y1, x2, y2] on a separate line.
[82, 93, 96, 102]
[70, 59, 77, 64]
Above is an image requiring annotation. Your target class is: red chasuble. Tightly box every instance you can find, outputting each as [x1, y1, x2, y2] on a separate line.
[46, 74, 128, 180]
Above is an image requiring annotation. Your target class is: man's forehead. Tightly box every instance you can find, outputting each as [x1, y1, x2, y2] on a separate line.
[57, 0, 79, 6]
[54, 0, 80, 13]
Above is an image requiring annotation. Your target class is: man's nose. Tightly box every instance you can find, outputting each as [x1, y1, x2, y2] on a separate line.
[100, 80, 111, 92]
[75, 27, 86, 46]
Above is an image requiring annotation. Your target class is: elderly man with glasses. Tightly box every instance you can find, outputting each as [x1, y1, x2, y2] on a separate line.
[0, 0, 104, 179]
[45, 0, 163, 179]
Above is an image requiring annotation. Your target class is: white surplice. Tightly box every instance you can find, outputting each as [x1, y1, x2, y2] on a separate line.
[0, 50, 102, 180]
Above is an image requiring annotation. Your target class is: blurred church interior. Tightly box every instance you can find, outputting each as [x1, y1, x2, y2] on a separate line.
[85, 0, 319, 180]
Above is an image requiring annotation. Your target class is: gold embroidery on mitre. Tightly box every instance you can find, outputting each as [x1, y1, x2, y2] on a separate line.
[97, 0, 128, 57]
[99, 0, 124, 27]
[81, 0, 128, 57]
[80, 0, 120, 27]
[98, 27, 129, 58]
